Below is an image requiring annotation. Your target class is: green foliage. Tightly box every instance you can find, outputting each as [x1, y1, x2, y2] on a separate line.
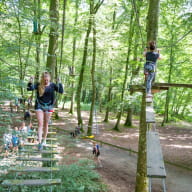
[0, 0, 192, 123]
[58, 159, 107, 192]
[0, 159, 107, 192]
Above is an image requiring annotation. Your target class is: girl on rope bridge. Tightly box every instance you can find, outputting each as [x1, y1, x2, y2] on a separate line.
[27, 72, 64, 150]
[143, 41, 160, 97]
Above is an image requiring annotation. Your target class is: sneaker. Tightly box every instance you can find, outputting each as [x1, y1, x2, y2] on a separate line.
[37, 143, 43, 151]
[42, 139, 46, 146]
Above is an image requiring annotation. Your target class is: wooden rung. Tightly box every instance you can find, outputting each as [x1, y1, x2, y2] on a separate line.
[146, 106, 155, 123]
[147, 131, 166, 178]
[27, 137, 57, 141]
[9, 167, 59, 172]
[16, 157, 58, 162]
[47, 132, 57, 135]
[19, 149, 59, 154]
[2, 179, 61, 186]
[24, 143, 57, 148]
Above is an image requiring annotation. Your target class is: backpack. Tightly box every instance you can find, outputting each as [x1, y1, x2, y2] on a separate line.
[12, 136, 19, 146]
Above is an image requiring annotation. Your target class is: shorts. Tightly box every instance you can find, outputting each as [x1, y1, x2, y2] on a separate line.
[93, 149, 100, 157]
[35, 103, 54, 113]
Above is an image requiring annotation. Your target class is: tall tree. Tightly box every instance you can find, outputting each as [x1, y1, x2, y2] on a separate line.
[87, 1, 97, 136]
[103, 7, 116, 122]
[135, 0, 160, 191]
[69, 0, 79, 114]
[113, 8, 135, 131]
[76, 0, 104, 129]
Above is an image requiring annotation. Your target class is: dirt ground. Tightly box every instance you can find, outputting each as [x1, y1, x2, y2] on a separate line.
[1, 105, 192, 192]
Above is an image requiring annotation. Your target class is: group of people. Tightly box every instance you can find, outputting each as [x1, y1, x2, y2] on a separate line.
[3, 122, 35, 157]
[3, 40, 159, 164]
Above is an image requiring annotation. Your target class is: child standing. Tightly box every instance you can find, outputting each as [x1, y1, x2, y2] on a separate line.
[92, 141, 102, 168]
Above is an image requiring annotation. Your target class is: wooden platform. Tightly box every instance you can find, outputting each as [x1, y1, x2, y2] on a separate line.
[146, 106, 155, 123]
[16, 157, 58, 162]
[130, 82, 192, 93]
[9, 167, 59, 172]
[147, 131, 166, 178]
[129, 84, 169, 93]
[2, 179, 61, 186]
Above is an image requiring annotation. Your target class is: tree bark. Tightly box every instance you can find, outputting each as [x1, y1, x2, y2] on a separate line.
[69, 0, 78, 114]
[87, 8, 96, 136]
[76, 11, 92, 129]
[104, 8, 116, 122]
[76, 0, 104, 130]
[135, 0, 160, 191]
[46, 0, 59, 80]
[162, 34, 174, 126]
[113, 8, 134, 131]
[135, 93, 148, 192]
[146, 0, 160, 42]
[104, 67, 113, 122]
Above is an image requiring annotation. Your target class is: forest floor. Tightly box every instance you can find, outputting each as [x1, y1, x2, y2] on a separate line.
[55, 109, 192, 192]
[1, 104, 192, 192]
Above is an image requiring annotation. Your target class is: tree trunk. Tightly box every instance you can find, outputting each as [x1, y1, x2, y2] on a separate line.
[69, 0, 79, 114]
[104, 8, 116, 122]
[76, 0, 104, 130]
[125, 1, 142, 127]
[113, 9, 134, 131]
[104, 67, 113, 122]
[124, 91, 133, 126]
[59, 0, 67, 75]
[135, 93, 148, 192]
[135, 0, 160, 191]
[76, 13, 92, 129]
[46, 0, 59, 80]
[162, 34, 174, 126]
[87, 10, 96, 136]
[146, 0, 160, 42]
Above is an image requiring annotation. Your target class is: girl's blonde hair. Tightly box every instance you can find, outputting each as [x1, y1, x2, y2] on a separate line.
[38, 72, 51, 97]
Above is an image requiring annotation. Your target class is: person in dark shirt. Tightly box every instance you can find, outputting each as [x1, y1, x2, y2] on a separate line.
[27, 71, 63, 150]
[143, 41, 160, 97]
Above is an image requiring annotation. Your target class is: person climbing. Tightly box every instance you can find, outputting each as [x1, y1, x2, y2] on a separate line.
[27, 71, 63, 150]
[92, 141, 102, 168]
[143, 41, 160, 97]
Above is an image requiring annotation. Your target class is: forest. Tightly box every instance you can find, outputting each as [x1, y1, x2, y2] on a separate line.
[0, 0, 192, 192]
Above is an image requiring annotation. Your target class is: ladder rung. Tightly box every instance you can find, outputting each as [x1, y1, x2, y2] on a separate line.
[16, 157, 58, 162]
[2, 179, 61, 186]
[9, 167, 59, 172]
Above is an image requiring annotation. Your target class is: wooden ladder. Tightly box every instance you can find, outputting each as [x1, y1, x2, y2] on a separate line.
[1, 126, 61, 190]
